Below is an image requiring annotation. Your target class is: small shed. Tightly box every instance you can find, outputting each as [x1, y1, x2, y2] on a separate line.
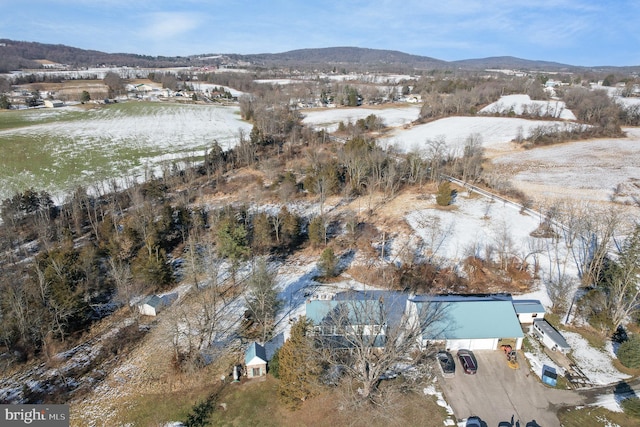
[138, 295, 165, 316]
[245, 342, 267, 378]
[512, 300, 546, 325]
[532, 319, 570, 353]
[137, 293, 177, 316]
[44, 99, 63, 108]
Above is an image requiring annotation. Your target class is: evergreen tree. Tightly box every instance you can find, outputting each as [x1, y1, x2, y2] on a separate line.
[80, 90, 91, 102]
[0, 94, 11, 109]
[132, 246, 174, 290]
[618, 335, 640, 369]
[277, 317, 321, 408]
[318, 247, 338, 278]
[436, 181, 453, 206]
[308, 216, 325, 248]
[251, 212, 272, 254]
[280, 207, 301, 250]
[216, 215, 249, 283]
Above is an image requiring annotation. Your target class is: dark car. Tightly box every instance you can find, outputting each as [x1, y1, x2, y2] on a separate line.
[457, 349, 478, 374]
[466, 416, 482, 427]
[436, 350, 455, 378]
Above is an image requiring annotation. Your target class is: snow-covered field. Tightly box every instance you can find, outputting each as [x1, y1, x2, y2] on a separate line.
[302, 104, 421, 132]
[406, 194, 544, 266]
[379, 116, 575, 154]
[190, 82, 245, 98]
[492, 127, 640, 204]
[480, 94, 576, 120]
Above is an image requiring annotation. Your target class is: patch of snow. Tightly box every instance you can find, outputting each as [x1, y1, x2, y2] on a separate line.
[301, 105, 420, 132]
[480, 94, 576, 120]
[379, 116, 580, 154]
[492, 128, 640, 204]
[563, 331, 630, 386]
[423, 381, 455, 416]
[0, 103, 252, 202]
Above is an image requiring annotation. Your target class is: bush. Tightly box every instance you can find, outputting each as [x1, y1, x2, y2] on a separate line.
[617, 334, 640, 369]
[622, 397, 640, 418]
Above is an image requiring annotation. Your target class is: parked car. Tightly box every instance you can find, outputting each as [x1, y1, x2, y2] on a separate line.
[436, 350, 455, 378]
[466, 416, 482, 426]
[457, 349, 478, 374]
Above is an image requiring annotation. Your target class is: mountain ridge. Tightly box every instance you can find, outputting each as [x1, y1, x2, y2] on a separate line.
[1, 39, 637, 73]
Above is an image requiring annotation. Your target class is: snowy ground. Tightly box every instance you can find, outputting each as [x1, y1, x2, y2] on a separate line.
[301, 104, 420, 132]
[480, 94, 576, 120]
[190, 82, 245, 98]
[492, 127, 640, 205]
[379, 116, 577, 154]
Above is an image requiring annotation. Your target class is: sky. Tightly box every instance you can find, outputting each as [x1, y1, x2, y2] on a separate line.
[1, 0, 639, 67]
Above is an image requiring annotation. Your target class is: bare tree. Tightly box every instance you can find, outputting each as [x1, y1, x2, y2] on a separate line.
[312, 293, 445, 404]
[169, 283, 226, 371]
[411, 212, 454, 264]
[426, 137, 447, 183]
[245, 258, 281, 343]
[108, 256, 137, 312]
[492, 218, 515, 271]
[602, 225, 640, 332]
[459, 133, 484, 183]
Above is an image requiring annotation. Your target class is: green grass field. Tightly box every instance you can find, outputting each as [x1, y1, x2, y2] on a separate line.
[0, 101, 250, 202]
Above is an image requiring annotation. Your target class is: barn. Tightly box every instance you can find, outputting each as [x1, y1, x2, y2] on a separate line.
[409, 296, 524, 351]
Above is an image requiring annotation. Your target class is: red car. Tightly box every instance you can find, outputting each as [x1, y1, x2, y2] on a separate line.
[457, 349, 478, 374]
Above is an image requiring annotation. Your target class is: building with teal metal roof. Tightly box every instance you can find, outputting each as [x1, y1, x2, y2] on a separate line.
[306, 297, 387, 348]
[409, 296, 525, 351]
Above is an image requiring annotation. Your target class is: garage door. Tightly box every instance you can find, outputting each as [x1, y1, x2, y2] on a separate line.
[447, 338, 496, 350]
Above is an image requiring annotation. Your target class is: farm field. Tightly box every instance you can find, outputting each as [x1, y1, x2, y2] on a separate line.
[479, 94, 577, 120]
[492, 127, 640, 205]
[301, 104, 421, 132]
[379, 115, 579, 154]
[0, 101, 251, 202]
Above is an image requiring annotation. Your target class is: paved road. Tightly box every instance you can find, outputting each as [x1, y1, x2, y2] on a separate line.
[436, 350, 586, 427]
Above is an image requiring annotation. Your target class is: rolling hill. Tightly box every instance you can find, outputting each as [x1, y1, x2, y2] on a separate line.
[1, 39, 636, 74]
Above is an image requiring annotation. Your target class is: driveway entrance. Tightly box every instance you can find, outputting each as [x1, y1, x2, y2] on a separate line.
[435, 350, 585, 426]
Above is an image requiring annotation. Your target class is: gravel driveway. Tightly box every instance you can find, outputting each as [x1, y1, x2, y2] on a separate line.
[435, 350, 585, 427]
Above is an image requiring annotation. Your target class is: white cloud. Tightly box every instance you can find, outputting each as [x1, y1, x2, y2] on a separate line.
[138, 12, 203, 40]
